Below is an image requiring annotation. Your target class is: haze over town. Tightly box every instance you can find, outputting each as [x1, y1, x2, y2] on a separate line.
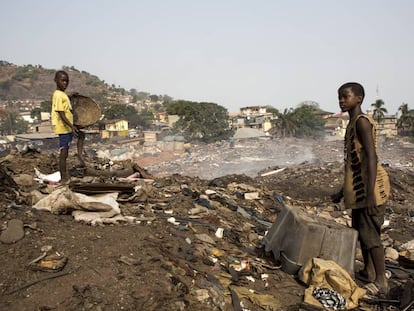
[1, 0, 413, 114]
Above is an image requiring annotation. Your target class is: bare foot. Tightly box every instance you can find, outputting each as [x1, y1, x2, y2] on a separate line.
[357, 269, 376, 283]
[375, 276, 389, 296]
[78, 159, 86, 168]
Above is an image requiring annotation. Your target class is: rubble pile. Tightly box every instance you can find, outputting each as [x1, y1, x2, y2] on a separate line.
[0, 137, 413, 310]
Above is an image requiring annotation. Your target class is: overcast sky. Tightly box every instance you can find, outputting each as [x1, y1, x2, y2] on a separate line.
[1, 0, 413, 114]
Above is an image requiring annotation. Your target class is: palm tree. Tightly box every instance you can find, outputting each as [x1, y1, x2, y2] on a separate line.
[397, 103, 414, 135]
[274, 108, 297, 137]
[398, 103, 409, 117]
[371, 99, 388, 124]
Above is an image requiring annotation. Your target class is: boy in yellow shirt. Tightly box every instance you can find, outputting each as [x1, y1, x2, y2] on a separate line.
[51, 70, 85, 182]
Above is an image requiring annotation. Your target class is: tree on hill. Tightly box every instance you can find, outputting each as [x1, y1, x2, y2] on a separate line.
[293, 103, 326, 138]
[130, 91, 150, 103]
[104, 104, 138, 127]
[136, 108, 155, 130]
[90, 92, 110, 110]
[149, 95, 159, 102]
[166, 100, 232, 143]
[371, 99, 388, 123]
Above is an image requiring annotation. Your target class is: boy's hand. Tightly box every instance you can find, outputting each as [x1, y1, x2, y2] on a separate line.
[331, 190, 343, 203]
[72, 126, 80, 137]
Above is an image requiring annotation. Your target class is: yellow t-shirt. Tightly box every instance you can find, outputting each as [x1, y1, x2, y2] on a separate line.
[51, 90, 73, 134]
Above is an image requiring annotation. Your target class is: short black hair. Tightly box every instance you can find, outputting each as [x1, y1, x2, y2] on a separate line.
[338, 82, 365, 101]
[54, 70, 68, 80]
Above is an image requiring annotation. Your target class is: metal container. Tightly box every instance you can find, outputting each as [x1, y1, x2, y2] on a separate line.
[263, 204, 358, 276]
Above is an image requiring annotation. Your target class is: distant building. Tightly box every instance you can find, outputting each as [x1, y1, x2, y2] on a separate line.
[314, 108, 334, 119]
[240, 106, 267, 116]
[143, 131, 160, 143]
[40, 112, 50, 121]
[167, 115, 180, 128]
[233, 106, 276, 132]
[324, 112, 349, 137]
[19, 112, 35, 124]
[377, 114, 398, 138]
[100, 119, 128, 139]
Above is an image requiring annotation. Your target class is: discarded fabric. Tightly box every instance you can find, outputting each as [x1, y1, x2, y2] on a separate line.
[312, 287, 346, 310]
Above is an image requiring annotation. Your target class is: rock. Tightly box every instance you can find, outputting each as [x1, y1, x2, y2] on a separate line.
[30, 189, 46, 205]
[244, 192, 260, 200]
[13, 174, 34, 186]
[317, 211, 334, 220]
[195, 233, 216, 245]
[248, 232, 259, 242]
[401, 239, 414, 251]
[195, 288, 210, 302]
[407, 249, 414, 261]
[330, 211, 343, 218]
[0, 219, 25, 244]
[189, 205, 209, 215]
[385, 247, 399, 261]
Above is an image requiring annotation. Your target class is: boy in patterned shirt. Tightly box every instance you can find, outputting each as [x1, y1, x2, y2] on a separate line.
[331, 82, 390, 296]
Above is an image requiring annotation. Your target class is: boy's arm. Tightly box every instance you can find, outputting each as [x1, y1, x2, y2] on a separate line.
[57, 111, 79, 135]
[356, 117, 377, 215]
[331, 187, 343, 203]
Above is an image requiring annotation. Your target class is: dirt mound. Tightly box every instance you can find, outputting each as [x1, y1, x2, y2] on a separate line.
[0, 138, 413, 310]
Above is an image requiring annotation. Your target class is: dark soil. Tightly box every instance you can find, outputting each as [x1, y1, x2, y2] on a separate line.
[0, 138, 413, 310]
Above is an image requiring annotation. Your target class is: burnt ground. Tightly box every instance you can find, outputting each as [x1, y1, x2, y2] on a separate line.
[0, 137, 413, 311]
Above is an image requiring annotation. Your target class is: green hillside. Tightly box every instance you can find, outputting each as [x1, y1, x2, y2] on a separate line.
[0, 61, 126, 106]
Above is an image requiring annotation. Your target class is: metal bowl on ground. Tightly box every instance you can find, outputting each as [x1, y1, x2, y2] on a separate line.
[71, 94, 101, 128]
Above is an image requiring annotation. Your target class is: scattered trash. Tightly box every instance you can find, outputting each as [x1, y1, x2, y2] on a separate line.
[118, 255, 140, 266]
[299, 258, 366, 310]
[0, 137, 413, 310]
[244, 192, 259, 200]
[312, 287, 346, 310]
[229, 258, 250, 272]
[29, 252, 68, 272]
[195, 233, 216, 245]
[260, 167, 286, 177]
[215, 227, 224, 239]
[383, 219, 391, 228]
[167, 217, 180, 226]
[34, 168, 61, 184]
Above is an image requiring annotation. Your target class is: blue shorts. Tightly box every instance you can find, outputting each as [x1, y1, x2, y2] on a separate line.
[59, 133, 73, 149]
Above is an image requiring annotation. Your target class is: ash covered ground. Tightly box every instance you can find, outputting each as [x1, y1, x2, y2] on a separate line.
[0, 136, 413, 310]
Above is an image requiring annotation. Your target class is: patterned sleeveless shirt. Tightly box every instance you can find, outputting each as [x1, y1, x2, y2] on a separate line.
[343, 114, 390, 209]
